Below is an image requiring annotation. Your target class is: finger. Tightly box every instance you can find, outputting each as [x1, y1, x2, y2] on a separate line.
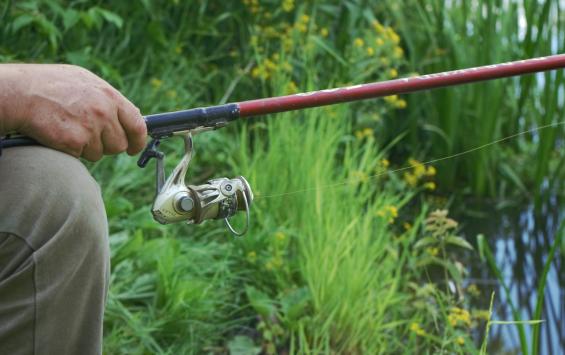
[82, 137, 104, 162]
[117, 100, 147, 155]
[101, 121, 129, 155]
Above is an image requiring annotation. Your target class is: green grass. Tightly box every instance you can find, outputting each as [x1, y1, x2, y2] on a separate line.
[1, 0, 562, 353]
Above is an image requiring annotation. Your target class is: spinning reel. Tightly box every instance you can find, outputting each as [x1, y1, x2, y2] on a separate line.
[137, 132, 253, 236]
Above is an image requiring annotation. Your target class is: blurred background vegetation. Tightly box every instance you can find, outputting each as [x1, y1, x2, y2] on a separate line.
[1, 0, 563, 354]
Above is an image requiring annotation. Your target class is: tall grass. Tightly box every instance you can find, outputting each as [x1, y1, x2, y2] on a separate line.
[383, 0, 565, 198]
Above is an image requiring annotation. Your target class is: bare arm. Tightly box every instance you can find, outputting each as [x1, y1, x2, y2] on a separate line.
[0, 64, 147, 161]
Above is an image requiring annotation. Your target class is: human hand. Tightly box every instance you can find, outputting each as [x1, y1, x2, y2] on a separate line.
[0, 64, 147, 161]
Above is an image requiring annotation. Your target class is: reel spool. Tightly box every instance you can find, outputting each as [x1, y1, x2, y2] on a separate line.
[138, 132, 253, 236]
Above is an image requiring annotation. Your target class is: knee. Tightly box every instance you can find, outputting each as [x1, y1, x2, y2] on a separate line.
[0, 146, 108, 260]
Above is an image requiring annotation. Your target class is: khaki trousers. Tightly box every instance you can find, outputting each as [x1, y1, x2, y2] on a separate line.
[0, 146, 109, 355]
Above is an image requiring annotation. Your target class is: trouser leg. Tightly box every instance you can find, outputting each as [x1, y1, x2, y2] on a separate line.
[0, 146, 109, 355]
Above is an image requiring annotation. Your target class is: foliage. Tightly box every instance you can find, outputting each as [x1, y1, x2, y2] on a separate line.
[1, 0, 562, 354]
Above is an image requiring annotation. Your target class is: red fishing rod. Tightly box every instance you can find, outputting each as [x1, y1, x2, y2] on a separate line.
[138, 54, 565, 235]
[145, 53, 565, 138]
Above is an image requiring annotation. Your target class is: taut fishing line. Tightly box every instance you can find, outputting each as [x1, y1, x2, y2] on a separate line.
[256, 121, 565, 200]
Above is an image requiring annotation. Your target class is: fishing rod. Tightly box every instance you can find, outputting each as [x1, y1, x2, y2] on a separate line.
[138, 54, 565, 235]
[3, 54, 565, 234]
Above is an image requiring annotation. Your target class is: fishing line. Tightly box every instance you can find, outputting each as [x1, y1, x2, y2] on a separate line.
[256, 121, 565, 199]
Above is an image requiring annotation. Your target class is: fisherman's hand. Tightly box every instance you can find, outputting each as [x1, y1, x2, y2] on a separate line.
[0, 64, 147, 161]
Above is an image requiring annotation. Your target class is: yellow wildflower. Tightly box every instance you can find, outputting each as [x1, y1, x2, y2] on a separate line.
[150, 78, 163, 89]
[410, 322, 426, 336]
[403, 222, 412, 231]
[274, 231, 287, 241]
[456, 336, 465, 345]
[381, 159, 390, 168]
[300, 14, 310, 23]
[320, 27, 329, 37]
[166, 90, 177, 99]
[353, 38, 364, 47]
[403, 172, 418, 187]
[426, 247, 439, 256]
[424, 182, 436, 191]
[426, 166, 437, 176]
[285, 81, 298, 94]
[467, 284, 481, 297]
[350, 170, 369, 183]
[380, 57, 390, 66]
[408, 158, 426, 178]
[373, 20, 385, 34]
[247, 251, 257, 263]
[384, 95, 398, 104]
[386, 28, 401, 44]
[375, 38, 385, 46]
[366, 47, 375, 56]
[282, 0, 294, 12]
[175, 45, 182, 54]
[296, 23, 308, 33]
[389, 68, 398, 78]
[473, 310, 491, 321]
[448, 307, 472, 327]
[394, 46, 404, 58]
[394, 99, 407, 109]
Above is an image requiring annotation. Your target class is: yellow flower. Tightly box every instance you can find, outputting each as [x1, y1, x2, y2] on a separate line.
[380, 57, 390, 66]
[394, 46, 404, 58]
[456, 336, 465, 345]
[403, 172, 418, 187]
[274, 231, 287, 241]
[473, 309, 491, 321]
[150, 78, 163, 89]
[426, 247, 439, 256]
[467, 284, 481, 297]
[353, 38, 364, 47]
[426, 166, 436, 176]
[424, 182, 436, 191]
[320, 27, 329, 37]
[282, 0, 294, 12]
[300, 14, 310, 23]
[403, 222, 412, 231]
[448, 307, 472, 327]
[389, 68, 398, 78]
[285, 81, 298, 94]
[366, 47, 375, 56]
[296, 23, 308, 33]
[354, 127, 373, 140]
[166, 90, 177, 99]
[381, 159, 390, 168]
[375, 38, 385, 46]
[350, 170, 369, 183]
[373, 21, 385, 34]
[175, 45, 182, 54]
[410, 322, 426, 336]
[384, 95, 398, 104]
[247, 251, 257, 263]
[386, 28, 401, 44]
[394, 99, 407, 109]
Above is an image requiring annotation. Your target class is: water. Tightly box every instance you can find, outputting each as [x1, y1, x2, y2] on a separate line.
[460, 195, 563, 354]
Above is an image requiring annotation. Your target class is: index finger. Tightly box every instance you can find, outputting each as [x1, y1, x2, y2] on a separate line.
[117, 99, 147, 155]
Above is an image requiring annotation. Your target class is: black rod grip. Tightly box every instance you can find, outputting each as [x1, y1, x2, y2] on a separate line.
[145, 103, 240, 138]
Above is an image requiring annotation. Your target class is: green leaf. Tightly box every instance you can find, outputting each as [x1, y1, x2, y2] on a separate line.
[245, 285, 276, 318]
[227, 336, 261, 355]
[98, 9, 123, 28]
[11, 14, 35, 33]
[445, 235, 474, 250]
[413, 236, 437, 249]
[280, 287, 310, 322]
[62, 9, 81, 30]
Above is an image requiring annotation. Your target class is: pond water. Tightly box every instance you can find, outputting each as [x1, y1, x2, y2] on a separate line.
[460, 195, 563, 354]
